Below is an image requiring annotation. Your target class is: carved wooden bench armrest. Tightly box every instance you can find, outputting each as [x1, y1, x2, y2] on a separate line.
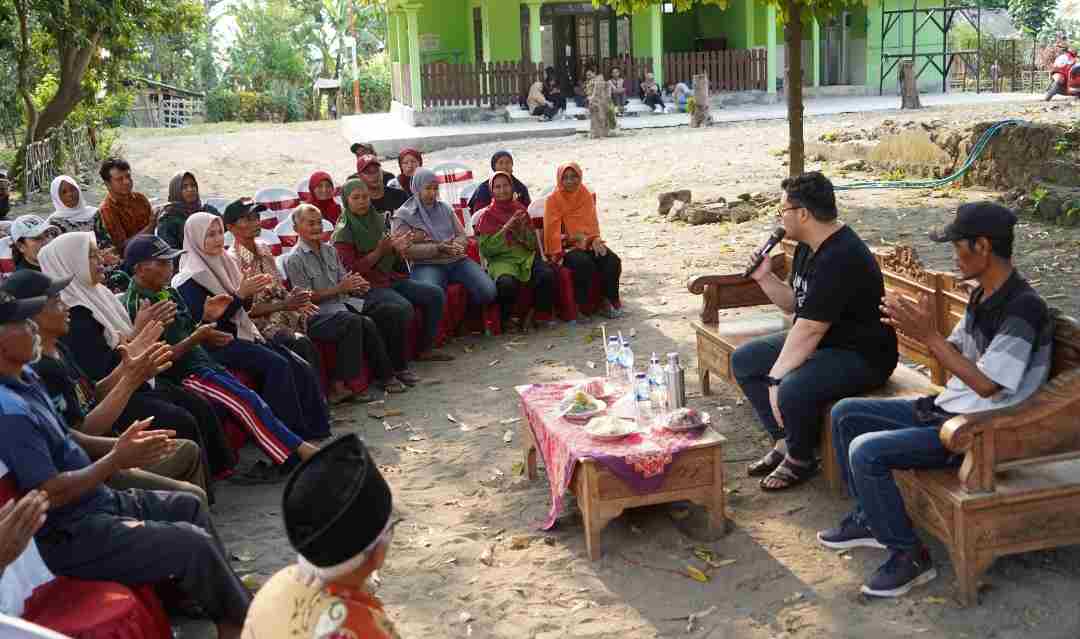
[687, 253, 788, 324]
[939, 367, 1080, 493]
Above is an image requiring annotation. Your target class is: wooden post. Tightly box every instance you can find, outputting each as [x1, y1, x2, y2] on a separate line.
[690, 73, 710, 128]
[589, 73, 611, 139]
[900, 60, 921, 109]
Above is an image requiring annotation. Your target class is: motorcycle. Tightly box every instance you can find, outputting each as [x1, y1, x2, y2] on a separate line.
[1045, 47, 1080, 101]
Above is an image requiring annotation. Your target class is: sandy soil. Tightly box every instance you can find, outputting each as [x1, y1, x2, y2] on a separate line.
[17, 100, 1080, 639]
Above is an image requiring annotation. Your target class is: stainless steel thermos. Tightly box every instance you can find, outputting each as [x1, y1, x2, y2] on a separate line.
[665, 352, 686, 410]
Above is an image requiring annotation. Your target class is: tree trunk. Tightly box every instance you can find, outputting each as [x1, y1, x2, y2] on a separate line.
[13, 0, 39, 185]
[33, 38, 100, 140]
[690, 73, 710, 128]
[785, 0, 805, 177]
[589, 74, 611, 139]
[900, 60, 922, 109]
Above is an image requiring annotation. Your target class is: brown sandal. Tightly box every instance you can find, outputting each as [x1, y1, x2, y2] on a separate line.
[760, 458, 819, 492]
[747, 449, 785, 477]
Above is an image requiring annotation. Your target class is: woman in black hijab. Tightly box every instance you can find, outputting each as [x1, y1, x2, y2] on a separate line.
[467, 150, 532, 212]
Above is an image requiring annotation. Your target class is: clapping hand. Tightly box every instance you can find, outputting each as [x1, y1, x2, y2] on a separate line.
[124, 320, 165, 361]
[193, 324, 234, 348]
[238, 273, 273, 299]
[390, 231, 412, 254]
[134, 299, 176, 332]
[0, 491, 49, 569]
[298, 303, 320, 318]
[118, 340, 173, 385]
[881, 291, 935, 341]
[111, 417, 178, 470]
[340, 272, 370, 295]
[283, 288, 312, 311]
[202, 294, 234, 323]
[592, 238, 608, 257]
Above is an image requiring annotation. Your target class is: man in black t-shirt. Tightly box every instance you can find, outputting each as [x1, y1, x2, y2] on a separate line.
[732, 172, 898, 491]
[353, 155, 410, 225]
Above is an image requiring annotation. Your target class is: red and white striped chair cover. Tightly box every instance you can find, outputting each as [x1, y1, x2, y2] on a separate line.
[296, 178, 343, 206]
[254, 187, 301, 230]
[431, 162, 475, 209]
[0, 236, 14, 274]
[203, 196, 229, 214]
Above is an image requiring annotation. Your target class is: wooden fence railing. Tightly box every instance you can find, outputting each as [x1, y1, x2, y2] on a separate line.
[22, 125, 97, 199]
[662, 49, 768, 92]
[421, 61, 544, 109]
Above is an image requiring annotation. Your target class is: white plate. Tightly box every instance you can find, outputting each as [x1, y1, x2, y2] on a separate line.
[560, 398, 607, 423]
[658, 411, 711, 432]
[584, 416, 637, 440]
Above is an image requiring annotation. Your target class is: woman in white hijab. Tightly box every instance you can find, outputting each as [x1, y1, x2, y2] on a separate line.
[173, 213, 331, 440]
[46, 175, 97, 234]
[38, 231, 237, 478]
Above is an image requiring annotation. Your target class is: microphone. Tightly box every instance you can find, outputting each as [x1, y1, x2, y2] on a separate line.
[743, 228, 787, 278]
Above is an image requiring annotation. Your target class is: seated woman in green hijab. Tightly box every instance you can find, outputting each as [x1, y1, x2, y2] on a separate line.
[475, 171, 557, 331]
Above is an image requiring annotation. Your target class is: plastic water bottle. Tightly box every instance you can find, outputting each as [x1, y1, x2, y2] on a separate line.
[634, 372, 651, 426]
[606, 336, 621, 381]
[619, 340, 635, 386]
[647, 353, 667, 418]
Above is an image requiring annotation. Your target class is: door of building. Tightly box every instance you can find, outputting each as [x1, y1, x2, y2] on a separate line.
[820, 12, 850, 85]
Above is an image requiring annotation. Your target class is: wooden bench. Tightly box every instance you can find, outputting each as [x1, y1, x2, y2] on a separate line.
[688, 240, 1080, 605]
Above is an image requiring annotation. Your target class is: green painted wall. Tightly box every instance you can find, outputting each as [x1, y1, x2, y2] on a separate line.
[664, 8, 698, 52]
[485, 0, 523, 61]
[695, 1, 752, 50]
[387, 11, 400, 63]
[416, 0, 471, 64]
[865, 0, 946, 92]
[632, 8, 653, 56]
[753, 5, 769, 47]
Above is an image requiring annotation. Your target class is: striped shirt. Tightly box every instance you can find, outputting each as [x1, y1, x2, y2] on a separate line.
[935, 271, 1053, 414]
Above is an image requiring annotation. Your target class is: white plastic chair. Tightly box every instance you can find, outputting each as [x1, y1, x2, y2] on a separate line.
[254, 187, 301, 229]
[431, 162, 476, 209]
[223, 228, 283, 256]
[203, 196, 229, 213]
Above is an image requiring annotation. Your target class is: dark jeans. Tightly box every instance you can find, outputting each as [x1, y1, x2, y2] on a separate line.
[644, 93, 664, 110]
[532, 105, 558, 119]
[36, 489, 251, 626]
[495, 259, 557, 318]
[563, 248, 621, 308]
[831, 398, 957, 551]
[411, 258, 497, 306]
[362, 289, 415, 372]
[210, 339, 330, 440]
[308, 310, 394, 382]
[271, 332, 322, 378]
[369, 279, 446, 355]
[731, 331, 891, 462]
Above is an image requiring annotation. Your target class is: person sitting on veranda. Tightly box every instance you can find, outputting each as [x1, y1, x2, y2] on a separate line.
[387, 148, 422, 196]
[665, 81, 692, 111]
[349, 142, 395, 186]
[476, 172, 557, 332]
[333, 179, 453, 364]
[640, 72, 665, 113]
[735, 172, 898, 491]
[9, 215, 59, 273]
[0, 291, 252, 639]
[121, 234, 321, 483]
[224, 199, 323, 375]
[157, 171, 221, 251]
[286, 204, 412, 400]
[6, 270, 210, 506]
[242, 435, 403, 639]
[173, 214, 331, 439]
[38, 232, 236, 482]
[544, 74, 567, 114]
[307, 171, 343, 225]
[392, 168, 497, 308]
[354, 155, 411, 219]
[527, 80, 558, 121]
[817, 202, 1053, 599]
[467, 150, 532, 213]
[608, 67, 628, 111]
[47, 175, 97, 235]
[94, 157, 158, 256]
[543, 163, 623, 321]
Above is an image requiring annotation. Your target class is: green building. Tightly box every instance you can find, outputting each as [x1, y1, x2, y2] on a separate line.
[385, 0, 954, 114]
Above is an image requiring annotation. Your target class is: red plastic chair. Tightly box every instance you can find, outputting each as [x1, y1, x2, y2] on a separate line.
[0, 477, 172, 639]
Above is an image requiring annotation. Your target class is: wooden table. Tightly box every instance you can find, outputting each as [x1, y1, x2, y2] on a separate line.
[516, 382, 728, 560]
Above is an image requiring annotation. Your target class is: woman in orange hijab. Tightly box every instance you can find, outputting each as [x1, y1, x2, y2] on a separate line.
[543, 163, 623, 320]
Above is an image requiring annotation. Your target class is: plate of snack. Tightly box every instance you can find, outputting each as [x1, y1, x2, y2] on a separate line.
[582, 379, 619, 399]
[559, 390, 607, 422]
[654, 408, 710, 432]
[584, 416, 637, 441]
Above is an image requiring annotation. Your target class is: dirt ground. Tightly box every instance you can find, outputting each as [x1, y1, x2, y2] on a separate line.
[17, 99, 1080, 639]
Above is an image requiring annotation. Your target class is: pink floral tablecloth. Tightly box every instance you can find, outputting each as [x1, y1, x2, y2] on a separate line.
[516, 380, 724, 530]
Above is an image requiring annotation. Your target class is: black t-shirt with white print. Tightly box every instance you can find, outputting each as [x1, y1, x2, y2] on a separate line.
[788, 224, 899, 377]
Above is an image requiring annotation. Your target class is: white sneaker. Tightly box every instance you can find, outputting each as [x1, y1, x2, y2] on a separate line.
[654, 106, 664, 114]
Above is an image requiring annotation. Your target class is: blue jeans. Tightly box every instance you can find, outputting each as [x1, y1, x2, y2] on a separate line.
[411, 259, 497, 306]
[731, 331, 892, 461]
[368, 279, 447, 354]
[831, 397, 957, 551]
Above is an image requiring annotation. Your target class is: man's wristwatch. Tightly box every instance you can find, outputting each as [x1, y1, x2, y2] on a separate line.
[765, 375, 783, 387]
